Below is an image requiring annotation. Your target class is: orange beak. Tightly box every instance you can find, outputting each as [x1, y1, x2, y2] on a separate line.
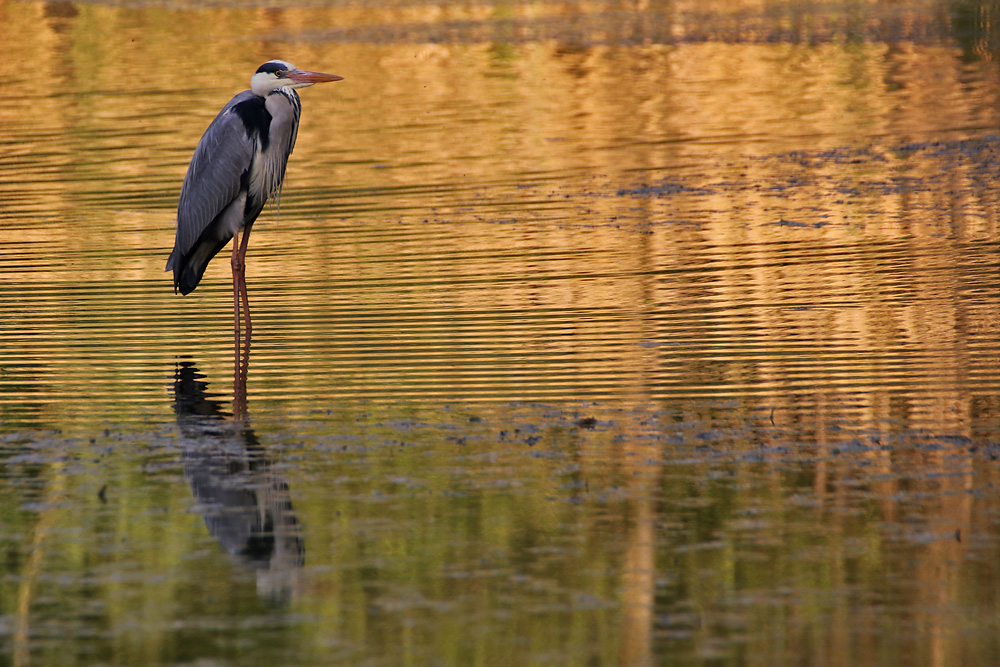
[288, 69, 344, 85]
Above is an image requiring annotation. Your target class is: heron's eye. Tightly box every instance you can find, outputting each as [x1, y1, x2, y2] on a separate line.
[275, 69, 286, 77]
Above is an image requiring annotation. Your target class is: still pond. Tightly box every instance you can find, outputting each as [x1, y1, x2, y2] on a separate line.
[4, 0, 1000, 664]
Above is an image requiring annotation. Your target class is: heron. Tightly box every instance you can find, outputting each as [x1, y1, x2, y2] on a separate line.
[166, 60, 343, 335]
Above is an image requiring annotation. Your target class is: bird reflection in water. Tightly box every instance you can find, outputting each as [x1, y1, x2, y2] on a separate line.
[172, 333, 303, 603]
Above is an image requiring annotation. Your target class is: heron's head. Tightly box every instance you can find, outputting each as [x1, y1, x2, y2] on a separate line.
[250, 60, 343, 96]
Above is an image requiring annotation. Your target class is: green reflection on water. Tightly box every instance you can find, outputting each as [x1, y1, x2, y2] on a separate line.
[6, 366, 1000, 664]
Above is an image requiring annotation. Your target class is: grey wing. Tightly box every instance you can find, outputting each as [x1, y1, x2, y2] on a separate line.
[168, 92, 256, 267]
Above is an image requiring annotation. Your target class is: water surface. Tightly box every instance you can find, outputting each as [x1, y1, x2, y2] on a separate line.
[4, 0, 1000, 664]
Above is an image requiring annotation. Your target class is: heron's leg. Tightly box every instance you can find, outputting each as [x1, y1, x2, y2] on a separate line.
[237, 224, 253, 336]
[231, 234, 241, 329]
[231, 234, 241, 354]
[234, 323, 251, 420]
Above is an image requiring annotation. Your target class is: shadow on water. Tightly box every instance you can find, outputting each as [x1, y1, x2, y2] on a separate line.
[171, 331, 303, 604]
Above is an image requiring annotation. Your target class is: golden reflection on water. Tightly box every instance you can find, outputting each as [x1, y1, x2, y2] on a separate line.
[5, 0, 1000, 664]
[0, 0, 999, 442]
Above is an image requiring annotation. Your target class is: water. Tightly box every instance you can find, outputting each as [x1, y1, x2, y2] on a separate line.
[4, 0, 1000, 664]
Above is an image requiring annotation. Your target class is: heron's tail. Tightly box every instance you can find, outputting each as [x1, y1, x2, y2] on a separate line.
[166, 237, 230, 296]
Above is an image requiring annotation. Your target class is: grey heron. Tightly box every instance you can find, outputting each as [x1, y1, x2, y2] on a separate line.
[166, 60, 343, 335]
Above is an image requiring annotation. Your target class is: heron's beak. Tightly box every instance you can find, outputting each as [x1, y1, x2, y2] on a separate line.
[288, 69, 344, 85]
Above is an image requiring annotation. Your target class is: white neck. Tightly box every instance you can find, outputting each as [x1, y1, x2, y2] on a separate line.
[251, 72, 286, 96]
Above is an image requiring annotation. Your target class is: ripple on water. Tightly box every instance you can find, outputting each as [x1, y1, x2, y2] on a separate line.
[3, 211, 999, 425]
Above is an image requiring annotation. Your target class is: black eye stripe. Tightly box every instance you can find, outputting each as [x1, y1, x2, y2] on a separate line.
[255, 62, 291, 75]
